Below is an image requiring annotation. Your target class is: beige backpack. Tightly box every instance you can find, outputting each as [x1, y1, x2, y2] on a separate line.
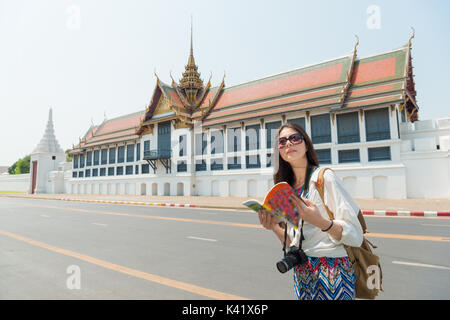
[315, 167, 383, 299]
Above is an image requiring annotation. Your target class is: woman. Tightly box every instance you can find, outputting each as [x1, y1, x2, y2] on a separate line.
[258, 122, 363, 300]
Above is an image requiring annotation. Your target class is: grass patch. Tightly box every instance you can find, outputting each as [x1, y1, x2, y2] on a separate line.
[0, 191, 26, 194]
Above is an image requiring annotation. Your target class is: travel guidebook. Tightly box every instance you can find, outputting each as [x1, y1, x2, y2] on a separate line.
[243, 182, 303, 229]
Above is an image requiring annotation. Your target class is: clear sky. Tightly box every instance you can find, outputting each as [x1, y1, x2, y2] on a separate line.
[0, 0, 449, 167]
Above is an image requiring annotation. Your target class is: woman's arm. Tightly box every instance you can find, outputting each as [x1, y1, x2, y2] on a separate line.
[318, 216, 344, 241]
[322, 170, 363, 247]
[288, 195, 343, 241]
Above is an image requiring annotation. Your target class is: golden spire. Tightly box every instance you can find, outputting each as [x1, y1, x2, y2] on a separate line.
[188, 17, 195, 67]
[179, 17, 204, 107]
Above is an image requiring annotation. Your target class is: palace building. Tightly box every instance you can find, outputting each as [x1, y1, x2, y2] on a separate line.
[59, 33, 450, 199]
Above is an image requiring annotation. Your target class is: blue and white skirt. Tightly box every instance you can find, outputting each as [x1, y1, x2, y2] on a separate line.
[293, 256, 356, 300]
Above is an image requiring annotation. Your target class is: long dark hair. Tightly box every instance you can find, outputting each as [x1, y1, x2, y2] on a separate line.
[273, 122, 319, 187]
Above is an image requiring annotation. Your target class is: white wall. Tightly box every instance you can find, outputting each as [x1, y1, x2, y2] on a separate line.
[400, 117, 450, 198]
[0, 174, 30, 192]
[61, 116, 450, 199]
[402, 154, 450, 198]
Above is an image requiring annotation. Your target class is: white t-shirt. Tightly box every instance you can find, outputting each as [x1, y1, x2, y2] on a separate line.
[288, 167, 364, 258]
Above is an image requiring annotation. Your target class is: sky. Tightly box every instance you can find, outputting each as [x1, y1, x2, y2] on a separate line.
[0, 0, 449, 167]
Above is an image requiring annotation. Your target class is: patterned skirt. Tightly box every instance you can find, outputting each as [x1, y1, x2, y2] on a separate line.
[293, 256, 356, 300]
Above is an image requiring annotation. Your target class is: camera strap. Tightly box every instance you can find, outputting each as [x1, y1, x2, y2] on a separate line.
[282, 163, 315, 255]
[298, 164, 313, 250]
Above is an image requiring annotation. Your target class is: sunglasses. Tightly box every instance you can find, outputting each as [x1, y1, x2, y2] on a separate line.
[278, 133, 304, 148]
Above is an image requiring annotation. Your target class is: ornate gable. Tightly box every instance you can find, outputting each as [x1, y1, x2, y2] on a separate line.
[137, 25, 224, 135]
[153, 94, 171, 117]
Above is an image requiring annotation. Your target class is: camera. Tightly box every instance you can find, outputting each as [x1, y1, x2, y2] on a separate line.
[276, 246, 308, 273]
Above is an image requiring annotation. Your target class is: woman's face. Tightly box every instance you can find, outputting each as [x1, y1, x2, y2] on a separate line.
[278, 127, 308, 165]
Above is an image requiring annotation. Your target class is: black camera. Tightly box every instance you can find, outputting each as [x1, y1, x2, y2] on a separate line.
[276, 246, 308, 273]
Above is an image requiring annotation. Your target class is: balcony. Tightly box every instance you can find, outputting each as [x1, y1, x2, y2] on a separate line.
[143, 149, 172, 173]
[144, 149, 171, 160]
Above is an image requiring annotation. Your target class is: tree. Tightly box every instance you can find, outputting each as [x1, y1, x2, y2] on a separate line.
[8, 161, 17, 174]
[9, 155, 30, 175]
[65, 149, 73, 162]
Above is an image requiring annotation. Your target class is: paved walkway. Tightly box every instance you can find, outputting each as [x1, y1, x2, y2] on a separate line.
[1, 193, 450, 213]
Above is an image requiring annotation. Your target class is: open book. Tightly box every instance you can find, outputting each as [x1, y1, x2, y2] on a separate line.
[243, 182, 302, 229]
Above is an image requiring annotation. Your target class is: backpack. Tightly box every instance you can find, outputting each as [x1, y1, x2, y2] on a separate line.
[314, 167, 383, 299]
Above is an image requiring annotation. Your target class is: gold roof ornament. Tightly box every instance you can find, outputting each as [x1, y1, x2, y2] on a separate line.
[178, 18, 204, 107]
[408, 27, 415, 48]
[339, 35, 359, 105]
[353, 34, 359, 53]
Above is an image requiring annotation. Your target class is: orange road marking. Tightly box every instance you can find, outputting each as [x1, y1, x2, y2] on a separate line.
[2, 200, 450, 241]
[2, 202, 261, 229]
[366, 233, 450, 242]
[0, 229, 249, 300]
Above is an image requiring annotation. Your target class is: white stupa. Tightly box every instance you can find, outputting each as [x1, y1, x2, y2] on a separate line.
[29, 108, 65, 194]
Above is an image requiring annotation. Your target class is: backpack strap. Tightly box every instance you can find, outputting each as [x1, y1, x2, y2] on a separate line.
[315, 167, 370, 234]
[315, 167, 335, 221]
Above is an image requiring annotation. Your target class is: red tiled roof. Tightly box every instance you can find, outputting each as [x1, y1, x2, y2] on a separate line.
[203, 97, 339, 127]
[165, 86, 184, 107]
[85, 128, 137, 144]
[200, 56, 352, 126]
[351, 57, 397, 85]
[215, 61, 346, 110]
[72, 111, 144, 152]
[95, 112, 143, 136]
[199, 87, 216, 108]
[205, 87, 341, 121]
[343, 47, 411, 109]
[347, 83, 399, 98]
[345, 94, 403, 108]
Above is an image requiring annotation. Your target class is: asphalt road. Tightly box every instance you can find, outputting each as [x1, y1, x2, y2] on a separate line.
[0, 197, 449, 300]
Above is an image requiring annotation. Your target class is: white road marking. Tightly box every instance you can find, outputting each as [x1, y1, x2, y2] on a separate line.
[392, 260, 450, 270]
[420, 223, 450, 227]
[40, 214, 51, 218]
[187, 236, 217, 242]
[92, 223, 108, 227]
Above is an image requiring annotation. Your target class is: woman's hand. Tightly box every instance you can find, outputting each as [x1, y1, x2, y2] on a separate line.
[258, 208, 290, 246]
[288, 194, 331, 231]
[258, 209, 280, 231]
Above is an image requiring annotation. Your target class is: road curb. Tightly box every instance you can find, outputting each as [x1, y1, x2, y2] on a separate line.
[58, 198, 450, 216]
[362, 210, 450, 217]
[59, 198, 197, 208]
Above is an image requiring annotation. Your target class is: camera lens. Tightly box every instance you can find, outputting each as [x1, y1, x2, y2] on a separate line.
[276, 261, 289, 273]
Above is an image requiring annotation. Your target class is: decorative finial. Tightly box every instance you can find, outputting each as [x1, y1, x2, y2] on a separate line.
[186, 15, 196, 67]
[354, 35, 359, 51]
[408, 27, 415, 47]
[48, 107, 53, 123]
[190, 14, 194, 57]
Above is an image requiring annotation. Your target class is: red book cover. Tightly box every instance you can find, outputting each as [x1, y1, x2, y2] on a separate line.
[243, 182, 300, 229]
